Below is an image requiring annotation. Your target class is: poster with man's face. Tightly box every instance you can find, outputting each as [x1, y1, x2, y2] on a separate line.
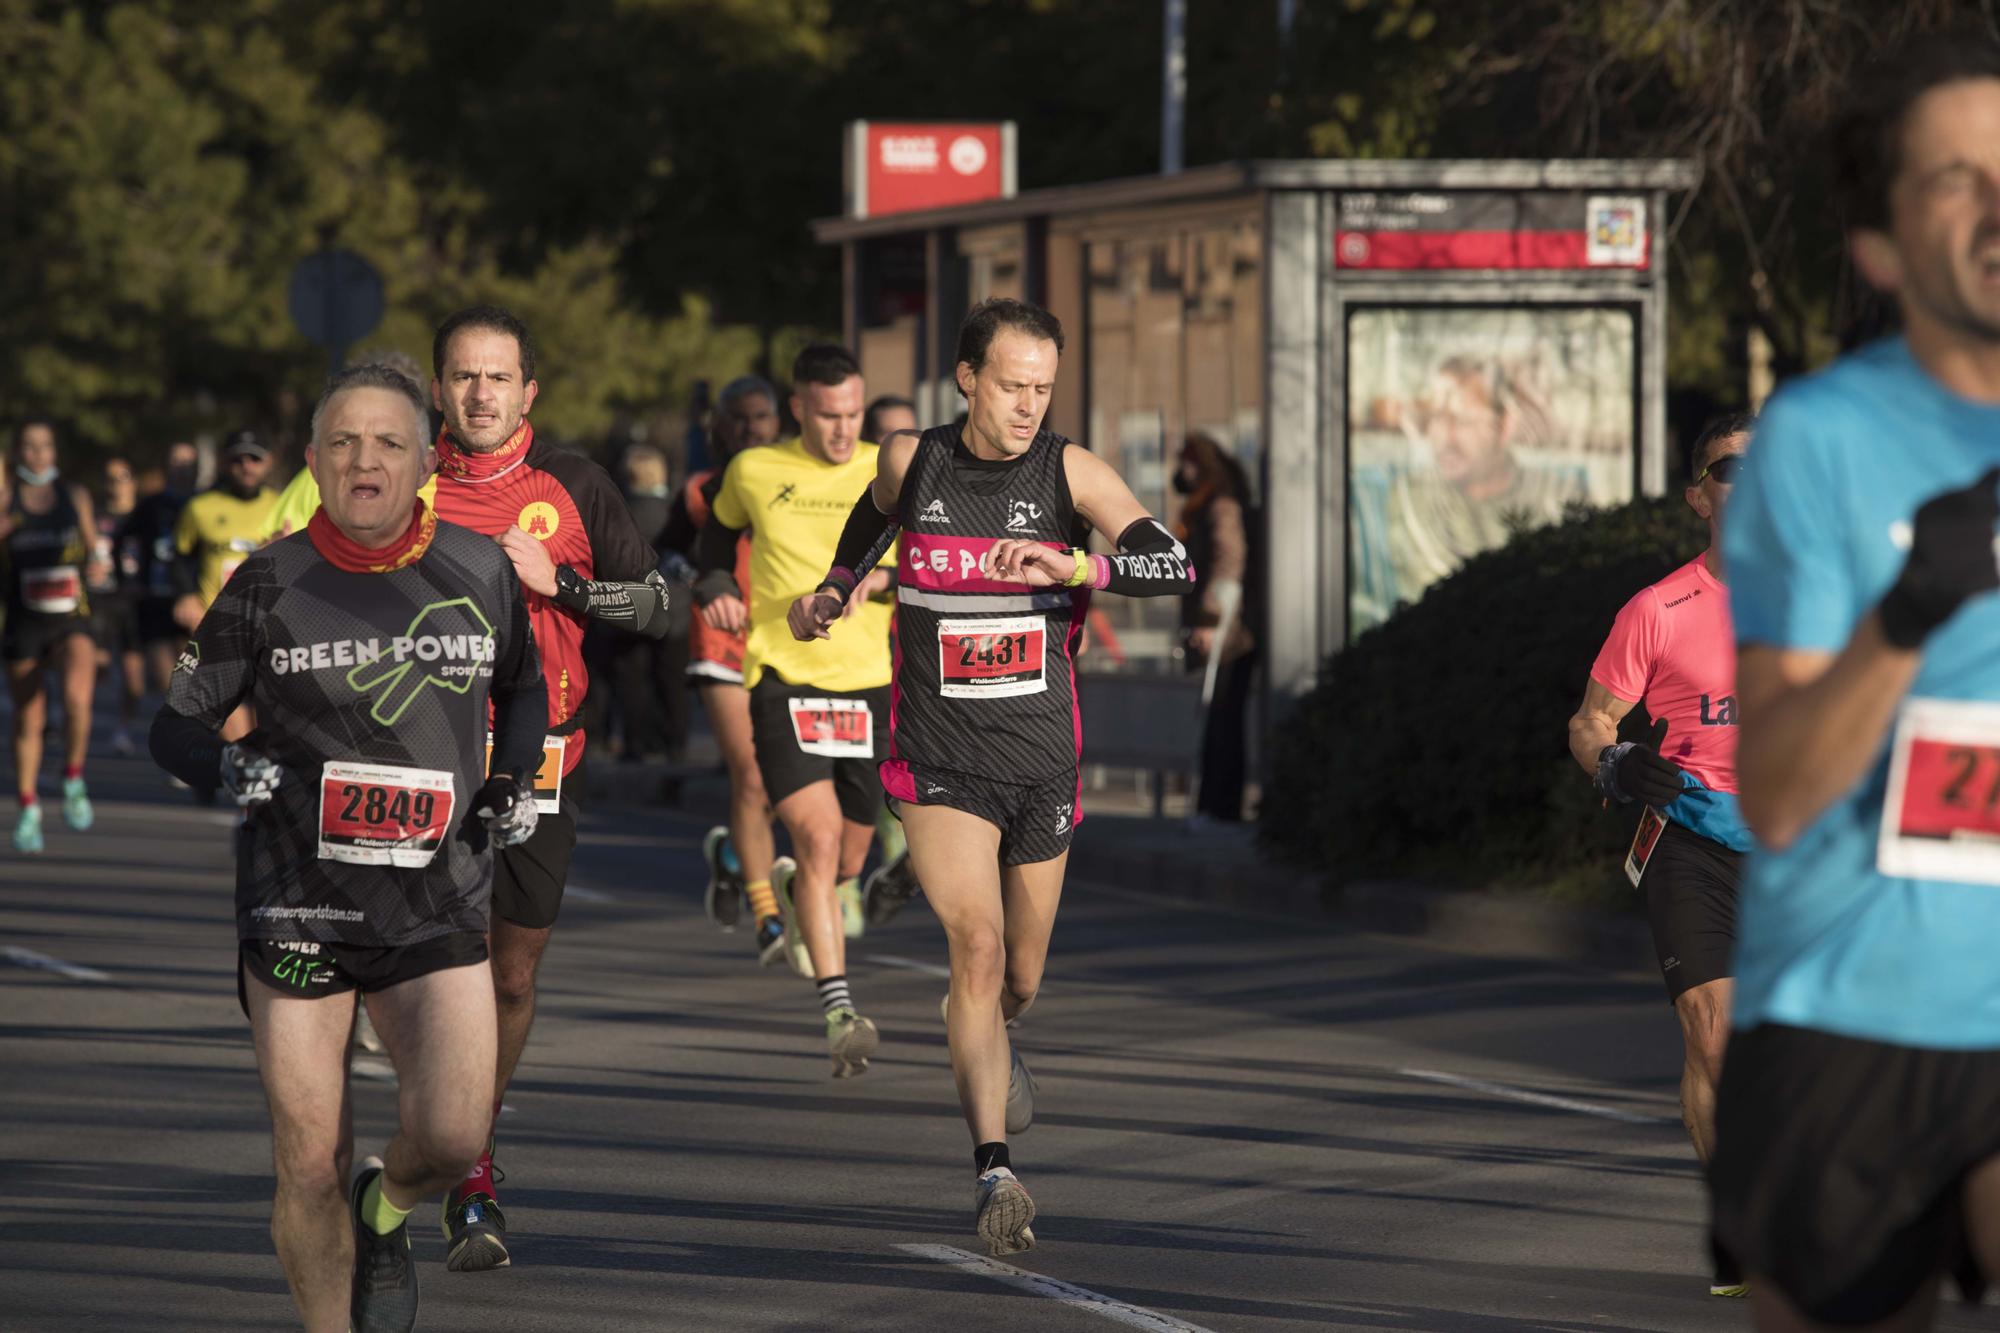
[1346, 306, 1636, 637]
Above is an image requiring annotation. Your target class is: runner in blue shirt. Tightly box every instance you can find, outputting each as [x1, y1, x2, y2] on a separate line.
[1711, 32, 2000, 1332]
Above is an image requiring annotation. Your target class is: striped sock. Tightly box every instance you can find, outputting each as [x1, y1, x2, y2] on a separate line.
[816, 974, 852, 1014]
[745, 879, 778, 921]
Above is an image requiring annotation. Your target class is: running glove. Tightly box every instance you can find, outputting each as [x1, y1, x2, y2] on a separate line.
[219, 743, 282, 807]
[1879, 466, 2000, 649]
[1597, 721, 1685, 808]
[473, 775, 539, 848]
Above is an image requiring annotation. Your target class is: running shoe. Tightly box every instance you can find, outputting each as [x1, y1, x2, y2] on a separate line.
[61, 776, 92, 832]
[755, 916, 788, 968]
[1710, 1249, 1749, 1298]
[770, 857, 812, 978]
[826, 1005, 879, 1078]
[12, 804, 43, 855]
[862, 851, 921, 926]
[702, 824, 743, 932]
[1005, 1047, 1038, 1135]
[110, 728, 136, 757]
[350, 1158, 419, 1332]
[838, 878, 865, 940]
[974, 1166, 1036, 1256]
[442, 1135, 508, 1272]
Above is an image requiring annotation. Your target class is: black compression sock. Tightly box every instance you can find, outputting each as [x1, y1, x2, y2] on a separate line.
[974, 1141, 1010, 1174]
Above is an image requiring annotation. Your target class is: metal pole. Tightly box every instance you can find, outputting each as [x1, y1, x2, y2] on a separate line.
[1278, 0, 1295, 43]
[1162, 0, 1185, 174]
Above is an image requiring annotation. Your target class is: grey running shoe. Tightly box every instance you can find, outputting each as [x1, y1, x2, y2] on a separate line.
[974, 1167, 1036, 1256]
[862, 850, 921, 926]
[350, 1158, 418, 1332]
[826, 1006, 879, 1078]
[1005, 1047, 1038, 1135]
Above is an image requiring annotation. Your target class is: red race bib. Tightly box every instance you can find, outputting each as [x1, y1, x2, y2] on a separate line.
[22, 565, 81, 614]
[485, 732, 565, 814]
[317, 761, 455, 869]
[1624, 805, 1667, 887]
[1879, 699, 2000, 885]
[788, 698, 874, 758]
[938, 615, 1047, 699]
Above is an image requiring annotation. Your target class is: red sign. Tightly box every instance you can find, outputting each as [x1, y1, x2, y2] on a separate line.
[1334, 191, 1649, 271]
[848, 121, 1015, 220]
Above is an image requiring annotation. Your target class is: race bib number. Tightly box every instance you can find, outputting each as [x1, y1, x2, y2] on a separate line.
[938, 615, 1047, 699]
[1624, 805, 1667, 887]
[789, 697, 874, 758]
[1879, 698, 2000, 885]
[21, 565, 81, 614]
[485, 732, 565, 814]
[317, 761, 455, 869]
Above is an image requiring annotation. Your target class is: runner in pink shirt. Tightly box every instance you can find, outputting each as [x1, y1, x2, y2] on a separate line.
[1567, 411, 1754, 1301]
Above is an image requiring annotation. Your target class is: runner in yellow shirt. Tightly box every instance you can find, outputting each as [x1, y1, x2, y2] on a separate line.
[694, 343, 894, 1076]
[172, 430, 278, 746]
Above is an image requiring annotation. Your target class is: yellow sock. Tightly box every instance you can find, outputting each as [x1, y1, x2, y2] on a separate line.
[362, 1174, 415, 1235]
[746, 878, 778, 921]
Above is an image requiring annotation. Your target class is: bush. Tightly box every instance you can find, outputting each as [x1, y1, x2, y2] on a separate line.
[1261, 497, 1708, 897]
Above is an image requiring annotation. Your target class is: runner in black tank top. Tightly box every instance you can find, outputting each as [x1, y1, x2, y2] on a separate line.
[790, 299, 1196, 1258]
[3, 420, 104, 854]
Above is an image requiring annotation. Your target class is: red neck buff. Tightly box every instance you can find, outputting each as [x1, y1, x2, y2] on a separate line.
[435, 419, 533, 483]
[307, 498, 438, 574]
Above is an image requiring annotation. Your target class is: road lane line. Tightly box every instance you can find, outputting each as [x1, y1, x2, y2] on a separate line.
[1398, 1068, 1670, 1125]
[1, 946, 111, 982]
[897, 1245, 1219, 1333]
[868, 953, 952, 979]
[566, 885, 616, 904]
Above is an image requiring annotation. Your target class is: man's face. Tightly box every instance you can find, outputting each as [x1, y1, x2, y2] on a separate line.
[309, 387, 433, 546]
[226, 451, 270, 492]
[793, 376, 865, 465]
[1865, 78, 2000, 342]
[433, 328, 538, 452]
[958, 330, 1058, 458]
[165, 443, 198, 492]
[1686, 430, 1750, 526]
[16, 425, 55, 476]
[1425, 372, 1509, 489]
[714, 392, 781, 457]
[870, 403, 918, 443]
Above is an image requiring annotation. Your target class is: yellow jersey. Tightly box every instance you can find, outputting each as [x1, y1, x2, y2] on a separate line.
[711, 438, 891, 692]
[257, 468, 438, 544]
[175, 486, 279, 606]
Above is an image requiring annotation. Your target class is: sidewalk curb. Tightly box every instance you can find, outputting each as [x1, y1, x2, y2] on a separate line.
[1067, 836, 1655, 975]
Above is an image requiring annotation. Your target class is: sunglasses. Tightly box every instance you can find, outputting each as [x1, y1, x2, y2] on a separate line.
[1696, 453, 1743, 485]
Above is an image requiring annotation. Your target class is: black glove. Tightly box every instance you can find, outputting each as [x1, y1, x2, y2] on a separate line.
[1596, 719, 1685, 808]
[472, 774, 538, 849]
[1879, 466, 2000, 649]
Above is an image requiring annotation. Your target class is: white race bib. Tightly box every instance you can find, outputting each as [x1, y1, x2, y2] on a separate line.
[1624, 805, 1667, 887]
[788, 697, 874, 758]
[1878, 697, 2000, 886]
[317, 761, 455, 868]
[21, 565, 81, 614]
[937, 615, 1047, 699]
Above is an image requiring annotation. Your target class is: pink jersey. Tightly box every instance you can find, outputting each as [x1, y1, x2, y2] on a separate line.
[1589, 553, 1738, 795]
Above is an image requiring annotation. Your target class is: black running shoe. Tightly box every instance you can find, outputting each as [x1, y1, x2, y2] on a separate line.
[1710, 1247, 1748, 1298]
[442, 1186, 510, 1272]
[350, 1158, 419, 1333]
[862, 851, 921, 926]
[755, 916, 787, 967]
[702, 825, 743, 932]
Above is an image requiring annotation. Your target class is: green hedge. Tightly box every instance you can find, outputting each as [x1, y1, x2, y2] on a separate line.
[1262, 497, 1708, 896]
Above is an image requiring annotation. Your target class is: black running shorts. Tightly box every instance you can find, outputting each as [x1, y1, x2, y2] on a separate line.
[491, 795, 579, 930]
[136, 597, 182, 647]
[1710, 1023, 2000, 1324]
[238, 931, 488, 1017]
[749, 674, 889, 825]
[2, 610, 92, 665]
[1640, 820, 1741, 1003]
[887, 762, 1079, 867]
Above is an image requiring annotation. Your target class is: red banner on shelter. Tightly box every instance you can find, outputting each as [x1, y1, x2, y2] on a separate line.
[1334, 191, 1649, 271]
[847, 122, 1016, 220]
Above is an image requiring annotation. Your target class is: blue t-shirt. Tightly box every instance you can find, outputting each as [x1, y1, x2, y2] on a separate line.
[1723, 336, 2000, 1049]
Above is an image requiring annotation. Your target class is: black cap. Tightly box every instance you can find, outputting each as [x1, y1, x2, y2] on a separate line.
[221, 429, 269, 461]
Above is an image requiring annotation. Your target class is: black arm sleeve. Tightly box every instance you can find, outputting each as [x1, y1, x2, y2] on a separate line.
[170, 549, 201, 599]
[149, 704, 225, 792]
[552, 567, 674, 640]
[1085, 516, 1198, 598]
[817, 489, 901, 604]
[487, 567, 548, 781]
[693, 513, 745, 606]
[658, 488, 700, 559]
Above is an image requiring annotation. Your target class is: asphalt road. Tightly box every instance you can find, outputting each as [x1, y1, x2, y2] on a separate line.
[2, 749, 1987, 1331]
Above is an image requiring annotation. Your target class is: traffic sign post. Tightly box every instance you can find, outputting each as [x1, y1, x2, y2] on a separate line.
[288, 246, 385, 375]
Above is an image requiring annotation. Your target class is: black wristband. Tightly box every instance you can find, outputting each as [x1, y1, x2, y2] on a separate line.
[552, 563, 590, 613]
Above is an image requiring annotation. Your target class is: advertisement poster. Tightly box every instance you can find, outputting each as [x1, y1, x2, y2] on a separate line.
[1347, 306, 1636, 636]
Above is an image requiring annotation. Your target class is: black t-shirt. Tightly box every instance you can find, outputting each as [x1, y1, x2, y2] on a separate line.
[163, 521, 544, 946]
[116, 491, 188, 603]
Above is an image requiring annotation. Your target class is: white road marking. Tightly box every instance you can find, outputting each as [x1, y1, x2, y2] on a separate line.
[1398, 1068, 1671, 1125]
[565, 885, 616, 904]
[898, 1245, 1220, 1333]
[867, 953, 952, 979]
[1, 946, 110, 982]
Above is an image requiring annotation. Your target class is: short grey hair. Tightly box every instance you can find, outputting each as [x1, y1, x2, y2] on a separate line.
[310, 363, 433, 448]
[717, 374, 778, 413]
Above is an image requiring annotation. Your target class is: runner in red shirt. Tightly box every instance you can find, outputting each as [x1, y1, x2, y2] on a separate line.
[425, 306, 675, 1272]
[1567, 411, 1754, 1300]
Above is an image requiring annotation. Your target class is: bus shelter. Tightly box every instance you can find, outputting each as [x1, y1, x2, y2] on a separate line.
[813, 157, 1700, 774]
